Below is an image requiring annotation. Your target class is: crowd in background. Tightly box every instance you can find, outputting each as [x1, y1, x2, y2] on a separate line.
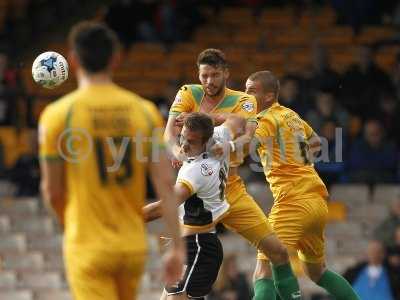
[0, 0, 399, 193]
[104, 0, 400, 48]
[340, 196, 400, 300]
[235, 43, 400, 188]
[0, 1, 400, 300]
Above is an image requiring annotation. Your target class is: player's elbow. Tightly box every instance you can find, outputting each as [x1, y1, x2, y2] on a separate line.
[309, 134, 322, 158]
[143, 201, 163, 222]
[225, 115, 246, 138]
[40, 181, 63, 208]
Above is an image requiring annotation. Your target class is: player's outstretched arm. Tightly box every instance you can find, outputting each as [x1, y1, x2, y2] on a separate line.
[143, 181, 192, 223]
[164, 114, 180, 151]
[164, 114, 185, 168]
[211, 116, 256, 158]
[142, 200, 163, 223]
[39, 160, 66, 227]
[149, 151, 185, 285]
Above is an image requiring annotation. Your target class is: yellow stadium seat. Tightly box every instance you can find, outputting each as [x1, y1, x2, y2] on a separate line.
[0, 127, 19, 168]
[327, 201, 347, 222]
[273, 31, 311, 48]
[357, 26, 396, 44]
[17, 128, 37, 156]
[220, 7, 253, 26]
[232, 30, 260, 47]
[32, 98, 52, 125]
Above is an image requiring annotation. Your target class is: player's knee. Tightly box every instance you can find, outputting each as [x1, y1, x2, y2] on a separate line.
[258, 235, 289, 265]
[269, 245, 289, 265]
[302, 262, 326, 283]
[253, 260, 272, 281]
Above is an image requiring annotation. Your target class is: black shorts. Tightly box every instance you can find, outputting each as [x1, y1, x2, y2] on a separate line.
[166, 233, 223, 299]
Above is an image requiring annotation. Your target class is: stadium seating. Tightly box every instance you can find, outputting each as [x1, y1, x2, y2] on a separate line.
[0, 290, 33, 300]
[0, 181, 397, 298]
[372, 184, 400, 203]
[329, 184, 371, 207]
[19, 4, 399, 105]
[3, 3, 400, 299]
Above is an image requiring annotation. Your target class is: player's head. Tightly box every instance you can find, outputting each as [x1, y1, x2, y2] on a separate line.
[246, 71, 280, 110]
[180, 112, 214, 157]
[68, 21, 120, 74]
[197, 48, 229, 98]
[367, 240, 385, 265]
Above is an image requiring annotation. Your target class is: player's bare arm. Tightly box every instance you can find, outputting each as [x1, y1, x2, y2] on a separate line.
[149, 151, 183, 247]
[176, 112, 231, 127]
[142, 201, 163, 223]
[165, 114, 179, 144]
[142, 182, 190, 223]
[210, 115, 254, 158]
[39, 160, 66, 227]
[149, 150, 185, 284]
[229, 118, 257, 151]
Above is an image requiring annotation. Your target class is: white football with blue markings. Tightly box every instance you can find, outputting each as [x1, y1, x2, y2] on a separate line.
[32, 51, 69, 89]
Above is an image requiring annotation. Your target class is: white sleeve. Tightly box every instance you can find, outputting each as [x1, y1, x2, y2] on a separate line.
[213, 125, 232, 144]
[176, 164, 206, 195]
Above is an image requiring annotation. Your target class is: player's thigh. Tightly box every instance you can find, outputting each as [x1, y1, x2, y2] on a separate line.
[268, 204, 305, 250]
[222, 180, 272, 247]
[296, 197, 328, 265]
[116, 251, 147, 300]
[64, 248, 119, 300]
[301, 261, 327, 283]
[257, 232, 289, 264]
[166, 233, 223, 299]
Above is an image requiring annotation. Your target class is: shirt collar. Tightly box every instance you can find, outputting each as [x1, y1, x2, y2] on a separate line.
[258, 102, 280, 115]
[187, 152, 208, 163]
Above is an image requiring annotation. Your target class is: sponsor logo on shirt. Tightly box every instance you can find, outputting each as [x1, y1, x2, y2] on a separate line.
[242, 101, 254, 112]
[174, 94, 182, 104]
[201, 163, 213, 176]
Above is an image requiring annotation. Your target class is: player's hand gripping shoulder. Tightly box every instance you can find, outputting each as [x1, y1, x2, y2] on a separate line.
[210, 115, 253, 158]
[174, 112, 188, 128]
[209, 142, 230, 159]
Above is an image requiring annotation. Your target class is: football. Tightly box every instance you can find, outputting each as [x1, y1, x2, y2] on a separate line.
[32, 51, 69, 89]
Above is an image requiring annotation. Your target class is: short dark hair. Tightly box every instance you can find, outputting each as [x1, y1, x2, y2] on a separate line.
[184, 112, 214, 143]
[197, 48, 228, 68]
[68, 21, 120, 73]
[248, 70, 280, 98]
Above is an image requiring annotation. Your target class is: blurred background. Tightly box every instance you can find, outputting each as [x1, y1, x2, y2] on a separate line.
[1, 0, 400, 299]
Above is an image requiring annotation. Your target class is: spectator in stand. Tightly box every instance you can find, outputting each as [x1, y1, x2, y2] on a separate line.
[306, 45, 341, 95]
[331, 0, 381, 35]
[390, 52, 400, 100]
[104, 0, 137, 48]
[157, 0, 180, 44]
[279, 75, 309, 117]
[370, 92, 400, 146]
[2, 0, 31, 55]
[386, 226, 400, 299]
[174, 0, 204, 41]
[374, 196, 400, 248]
[306, 89, 349, 135]
[343, 240, 398, 300]
[314, 120, 346, 186]
[8, 130, 39, 196]
[341, 46, 393, 118]
[0, 51, 20, 126]
[209, 253, 252, 300]
[347, 119, 398, 184]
